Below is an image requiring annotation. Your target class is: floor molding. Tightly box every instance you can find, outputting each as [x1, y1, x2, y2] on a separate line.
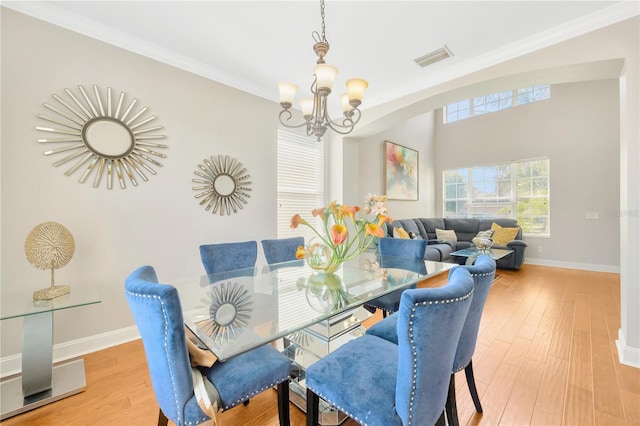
[0, 326, 140, 378]
[617, 329, 640, 368]
[524, 258, 620, 273]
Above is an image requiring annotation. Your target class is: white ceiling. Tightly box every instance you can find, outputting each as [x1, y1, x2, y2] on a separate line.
[4, 1, 638, 110]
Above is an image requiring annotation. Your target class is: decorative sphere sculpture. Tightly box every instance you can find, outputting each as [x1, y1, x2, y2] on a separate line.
[25, 222, 75, 300]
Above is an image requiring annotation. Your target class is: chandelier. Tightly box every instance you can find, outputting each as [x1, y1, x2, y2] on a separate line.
[278, 0, 368, 141]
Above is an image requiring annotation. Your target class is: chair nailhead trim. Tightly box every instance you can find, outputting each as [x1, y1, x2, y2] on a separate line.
[224, 374, 290, 410]
[312, 288, 475, 426]
[126, 290, 290, 421]
[405, 288, 473, 426]
[307, 387, 369, 426]
[126, 291, 184, 424]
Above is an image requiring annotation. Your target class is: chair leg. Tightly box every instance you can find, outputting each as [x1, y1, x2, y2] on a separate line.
[243, 399, 250, 406]
[157, 409, 168, 426]
[435, 410, 447, 426]
[465, 360, 483, 413]
[382, 310, 388, 319]
[277, 380, 290, 426]
[445, 373, 459, 426]
[306, 388, 320, 426]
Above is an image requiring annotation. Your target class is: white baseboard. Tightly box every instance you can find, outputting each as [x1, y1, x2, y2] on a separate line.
[524, 258, 620, 273]
[0, 326, 140, 378]
[617, 329, 640, 368]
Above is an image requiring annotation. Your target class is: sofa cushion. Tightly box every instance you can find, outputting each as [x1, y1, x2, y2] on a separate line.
[491, 222, 520, 245]
[393, 227, 410, 239]
[417, 218, 445, 240]
[430, 243, 454, 261]
[480, 218, 522, 238]
[444, 218, 480, 241]
[389, 219, 423, 239]
[435, 228, 457, 242]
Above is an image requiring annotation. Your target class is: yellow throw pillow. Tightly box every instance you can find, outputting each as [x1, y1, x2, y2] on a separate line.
[393, 227, 410, 239]
[491, 222, 519, 245]
[435, 228, 457, 242]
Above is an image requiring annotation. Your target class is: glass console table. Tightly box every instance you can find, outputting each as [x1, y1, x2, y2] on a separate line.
[170, 253, 453, 425]
[0, 287, 101, 420]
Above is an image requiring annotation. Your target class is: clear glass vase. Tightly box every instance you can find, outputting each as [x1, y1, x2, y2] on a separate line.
[304, 237, 344, 274]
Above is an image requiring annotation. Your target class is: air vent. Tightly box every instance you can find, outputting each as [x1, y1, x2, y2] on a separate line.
[414, 45, 453, 67]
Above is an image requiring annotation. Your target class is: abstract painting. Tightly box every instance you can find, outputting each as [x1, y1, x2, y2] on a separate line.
[385, 140, 418, 200]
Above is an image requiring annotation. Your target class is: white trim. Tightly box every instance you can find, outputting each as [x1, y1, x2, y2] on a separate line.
[523, 258, 620, 274]
[0, 326, 140, 379]
[617, 329, 640, 368]
[2, 1, 638, 107]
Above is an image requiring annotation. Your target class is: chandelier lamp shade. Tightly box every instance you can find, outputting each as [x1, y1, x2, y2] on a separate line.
[278, 0, 368, 141]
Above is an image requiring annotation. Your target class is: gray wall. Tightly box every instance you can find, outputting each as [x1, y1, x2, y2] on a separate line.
[1, 9, 280, 364]
[352, 112, 437, 219]
[434, 80, 620, 269]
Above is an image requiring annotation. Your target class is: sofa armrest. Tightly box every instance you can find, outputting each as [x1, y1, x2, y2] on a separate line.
[506, 239, 527, 248]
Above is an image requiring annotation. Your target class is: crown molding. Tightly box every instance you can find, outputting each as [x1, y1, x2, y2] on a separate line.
[3, 1, 638, 108]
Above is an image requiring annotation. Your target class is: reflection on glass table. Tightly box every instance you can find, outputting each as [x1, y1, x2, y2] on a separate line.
[451, 247, 514, 265]
[171, 253, 452, 362]
[0, 287, 101, 420]
[170, 253, 453, 425]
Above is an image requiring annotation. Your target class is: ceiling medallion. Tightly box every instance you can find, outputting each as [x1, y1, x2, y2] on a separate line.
[278, 0, 368, 141]
[36, 84, 167, 189]
[192, 155, 252, 216]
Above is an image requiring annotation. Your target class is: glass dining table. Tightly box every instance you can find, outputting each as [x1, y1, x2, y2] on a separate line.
[169, 252, 453, 425]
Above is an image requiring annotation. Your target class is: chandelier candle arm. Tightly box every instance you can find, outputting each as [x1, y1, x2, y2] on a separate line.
[277, 0, 367, 141]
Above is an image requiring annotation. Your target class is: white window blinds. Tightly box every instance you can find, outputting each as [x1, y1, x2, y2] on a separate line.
[277, 130, 324, 242]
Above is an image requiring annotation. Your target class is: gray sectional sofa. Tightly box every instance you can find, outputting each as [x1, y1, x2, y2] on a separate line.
[387, 218, 527, 270]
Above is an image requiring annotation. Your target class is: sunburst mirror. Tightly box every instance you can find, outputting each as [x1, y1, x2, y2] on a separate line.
[36, 84, 167, 190]
[194, 281, 253, 343]
[192, 155, 252, 215]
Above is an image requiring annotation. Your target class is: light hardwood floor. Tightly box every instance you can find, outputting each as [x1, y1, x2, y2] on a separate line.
[2, 265, 639, 426]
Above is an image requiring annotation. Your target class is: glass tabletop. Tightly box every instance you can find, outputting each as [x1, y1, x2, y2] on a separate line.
[450, 247, 514, 260]
[0, 286, 101, 320]
[169, 252, 453, 361]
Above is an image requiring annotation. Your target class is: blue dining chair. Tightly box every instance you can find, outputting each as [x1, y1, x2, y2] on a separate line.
[366, 255, 496, 425]
[363, 237, 427, 317]
[199, 240, 257, 276]
[125, 265, 292, 426]
[261, 237, 304, 269]
[305, 267, 474, 426]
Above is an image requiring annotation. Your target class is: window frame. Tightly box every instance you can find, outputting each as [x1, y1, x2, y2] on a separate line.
[443, 158, 551, 237]
[444, 84, 550, 124]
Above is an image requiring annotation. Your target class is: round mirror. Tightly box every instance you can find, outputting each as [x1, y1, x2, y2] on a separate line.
[82, 117, 135, 159]
[36, 84, 168, 190]
[214, 303, 238, 326]
[213, 174, 236, 196]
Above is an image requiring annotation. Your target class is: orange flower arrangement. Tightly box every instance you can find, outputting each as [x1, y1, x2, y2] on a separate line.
[290, 194, 392, 273]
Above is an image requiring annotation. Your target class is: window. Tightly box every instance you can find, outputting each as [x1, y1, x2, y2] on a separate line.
[277, 130, 324, 241]
[443, 158, 550, 236]
[446, 100, 471, 123]
[445, 85, 550, 123]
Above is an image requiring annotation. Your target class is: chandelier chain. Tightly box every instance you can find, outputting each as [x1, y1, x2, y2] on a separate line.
[320, 0, 326, 42]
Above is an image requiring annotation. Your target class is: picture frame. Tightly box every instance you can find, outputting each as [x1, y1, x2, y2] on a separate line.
[385, 140, 418, 200]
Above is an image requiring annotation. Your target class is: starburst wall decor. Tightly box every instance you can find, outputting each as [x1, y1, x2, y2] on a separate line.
[194, 281, 254, 343]
[35, 84, 167, 190]
[192, 155, 252, 216]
